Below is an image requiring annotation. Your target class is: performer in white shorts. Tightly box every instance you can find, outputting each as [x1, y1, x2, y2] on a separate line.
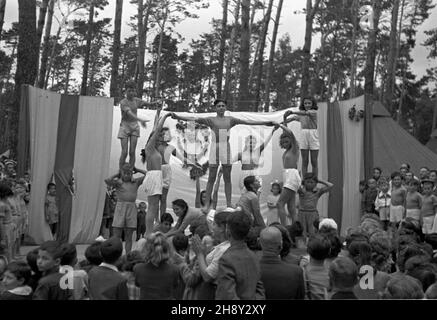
[232, 126, 279, 193]
[283, 97, 320, 178]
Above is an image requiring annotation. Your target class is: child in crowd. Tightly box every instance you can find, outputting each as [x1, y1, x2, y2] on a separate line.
[80, 242, 104, 273]
[372, 167, 382, 183]
[137, 202, 147, 241]
[302, 235, 331, 300]
[101, 188, 117, 238]
[171, 233, 189, 300]
[0, 183, 14, 261]
[361, 179, 378, 216]
[45, 183, 58, 238]
[266, 181, 281, 225]
[59, 243, 89, 300]
[420, 180, 437, 235]
[329, 257, 358, 300]
[87, 237, 128, 300]
[374, 179, 391, 231]
[390, 172, 407, 227]
[26, 249, 42, 292]
[359, 180, 366, 194]
[33, 241, 73, 300]
[406, 180, 422, 222]
[0, 261, 32, 300]
[298, 173, 333, 239]
[154, 212, 174, 234]
[105, 164, 146, 254]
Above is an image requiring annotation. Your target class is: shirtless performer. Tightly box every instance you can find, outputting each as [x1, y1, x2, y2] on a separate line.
[233, 126, 279, 193]
[277, 118, 301, 226]
[171, 99, 277, 210]
[143, 112, 172, 237]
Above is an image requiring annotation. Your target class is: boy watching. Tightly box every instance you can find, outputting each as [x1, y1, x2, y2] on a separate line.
[406, 180, 422, 222]
[0, 261, 32, 300]
[390, 172, 407, 227]
[329, 257, 359, 300]
[154, 212, 174, 234]
[361, 179, 378, 216]
[59, 243, 88, 300]
[375, 179, 391, 231]
[87, 237, 128, 300]
[33, 241, 73, 300]
[420, 180, 437, 235]
[105, 164, 146, 254]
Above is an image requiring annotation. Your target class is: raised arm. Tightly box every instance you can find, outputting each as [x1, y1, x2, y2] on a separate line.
[279, 124, 298, 150]
[317, 179, 334, 196]
[259, 125, 279, 153]
[104, 172, 121, 187]
[232, 117, 275, 127]
[146, 113, 172, 151]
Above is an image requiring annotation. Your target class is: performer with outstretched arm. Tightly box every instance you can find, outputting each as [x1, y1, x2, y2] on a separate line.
[117, 80, 160, 170]
[283, 97, 319, 178]
[171, 99, 277, 211]
[277, 121, 301, 226]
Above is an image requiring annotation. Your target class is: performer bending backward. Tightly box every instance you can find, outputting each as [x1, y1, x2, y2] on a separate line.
[171, 99, 278, 210]
[232, 125, 279, 193]
[277, 120, 301, 226]
[283, 97, 320, 178]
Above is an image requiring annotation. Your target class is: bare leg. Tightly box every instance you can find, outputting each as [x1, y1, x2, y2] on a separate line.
[119, 138, 129, 170]
[195, 177, 201, 208]
[124, 228, 135, 254]
[310, 150, 319, 178]
[287, 191, 297, 223]
[222, 165, 233, 208]
[301, 149, 309, 178]
[205, 166, 219, 209]
[277, 187, 293, 226]
[160, 187, 169, 217]
[129, 136, 138, 169]
[146, 195, 160, 237]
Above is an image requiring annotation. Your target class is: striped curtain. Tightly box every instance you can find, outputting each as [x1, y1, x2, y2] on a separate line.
[18, 85, 113, 244]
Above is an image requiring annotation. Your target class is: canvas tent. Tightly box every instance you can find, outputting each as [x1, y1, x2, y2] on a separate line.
[426, 99, 437, 156]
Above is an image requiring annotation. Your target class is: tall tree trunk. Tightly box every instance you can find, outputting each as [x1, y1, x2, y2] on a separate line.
[64, 54, 72, 94]
[254, 0, 273, 111]
[139, 2, 151, 96]
[364, 0, 382, 96]
[44, 24, 62, 89]
[384, 0, 400, 114]
[38, 0, 55, 88]
[136, 0, 146, 98]
[224, 0, 241, 101]
[34, 0, 49, 86]
[350, 0, 358, 98]
[393, 0, 405, 114]
[264, 0, 283, 112]
[110, 0, 123, 104]
[80, 1, 95, 96]
[238, 0, 251, 111]
[300, 0, 322, 101]
[216, 0, 228, 99]
[0, 0, 5, 39]
[12, 0, 38, 156]
[155, 7, 168, 100]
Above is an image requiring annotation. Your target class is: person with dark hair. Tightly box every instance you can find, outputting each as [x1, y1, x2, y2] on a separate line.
[171, 100, 277, 210]
[329, 257, 358, 300]
[361, 178, 378, 216]
[33, 241, 73, 300]
[405, 255, 437, 292]
[375, 179, 391, 231]
[88, 237, 128, 300]
[283, 97, 320, 178]
[420, 180, 437, 234]
[44, 182, 58, 238]
[215, 211, 265, 300]
[302, 235, 331, 300]
[373, 167, 382, 182]
[0, 261, 32, 300]
[154, 212, 174, 234]
[237, 176, 265, 229]
[105, 164, 146, 254]
[380, 274, 424, 299]
[59, 243, 88, 300]
[270, 223, 300, 265]
[298, 173, 333, 238]
[81, 242, 104, 273]
[425, 283, 437, 299]
[266, 181, 281, 225]
[166, 199, 203, 238]
[390, 172, 407, 228]
[259, 227, 305, 299]
[406, 180, 422, 222]
[25, 249, 42, 292]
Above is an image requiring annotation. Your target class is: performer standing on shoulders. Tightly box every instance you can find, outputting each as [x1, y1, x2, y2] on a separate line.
[283, 97, 319, 178]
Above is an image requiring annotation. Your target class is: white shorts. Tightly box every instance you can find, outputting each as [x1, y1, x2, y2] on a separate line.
[144, 170, 163, 196]
[406, 209, 421, 221]
[299, 129, 319, 150]
[162, 164, 172, 189]
[283, 169, 302, 192]
[422, 215, 436, 234]
[390, 205, 405, 223]
[240, 170, 262, 192]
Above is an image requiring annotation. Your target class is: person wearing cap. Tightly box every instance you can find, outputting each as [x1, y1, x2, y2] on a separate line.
[87, 237, 128, 300]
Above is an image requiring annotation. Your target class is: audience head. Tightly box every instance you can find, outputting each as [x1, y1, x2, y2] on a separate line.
[369, 231, 393, 273]
[60, 243, 78, 267]
[367, 178, 377, 190]
[172, 199, 189, 228]
[26, 249, 40, 275]
[307, 234, 331, 262]
[160, 212, 174, 234]
[400, 163, 410, 176]
[212, 210, 231, 241]
[85, 242, 103, 266]
[425, 283, 437, 299]
[2, 261, 32, 290]
[329, 257, 359, 291]
[429, 170, 437, 183]
[422, 180, 434, 195]
[373, 167, 382, 180]
[270, 223, 292, 258]
[143, 232, 171, 267]
[172, 233, 189, 254]
[391, 172, 402, 187]
[226, 211, 251, 241]
[37, 241, 63, 273]
[303, 173, 317, 191]
[380, 274, 424, 299]
[243, 175, 261, 193]
[46, 182, 56, 196]
[121, 251, 143, 272]
[408, 179, 420, 192]
[405, 255, 437, 292]
[260, 227, 283, 255]
[419, 167, 430, 180]
[100, 237, 123, 265]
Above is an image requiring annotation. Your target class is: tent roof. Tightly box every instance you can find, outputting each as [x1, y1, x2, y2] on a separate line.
[426, 137, 437, 154]
[373, 116, 437, 175]
[372, 101, 391, 117]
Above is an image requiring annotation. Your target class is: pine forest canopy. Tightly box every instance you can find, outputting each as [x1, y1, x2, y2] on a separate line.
[0, 0, 436, 156]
